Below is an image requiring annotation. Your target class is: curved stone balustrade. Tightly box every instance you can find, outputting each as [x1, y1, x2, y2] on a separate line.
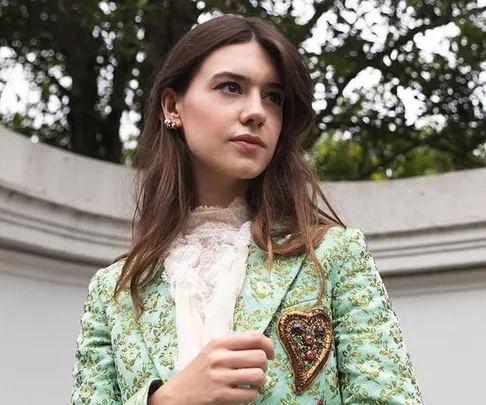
[1, 125, 485, 284]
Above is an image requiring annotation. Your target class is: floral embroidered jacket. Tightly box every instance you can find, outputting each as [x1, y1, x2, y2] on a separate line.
[71, 227, 423, 405]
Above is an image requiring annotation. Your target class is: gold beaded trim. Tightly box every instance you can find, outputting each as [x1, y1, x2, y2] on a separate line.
[277, 309, 333, 394]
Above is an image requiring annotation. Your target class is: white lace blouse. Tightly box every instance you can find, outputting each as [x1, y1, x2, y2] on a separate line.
[162, 198, 252, 372]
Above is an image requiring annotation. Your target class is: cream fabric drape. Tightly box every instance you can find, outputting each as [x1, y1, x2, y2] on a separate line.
[163, 198, 252, 372]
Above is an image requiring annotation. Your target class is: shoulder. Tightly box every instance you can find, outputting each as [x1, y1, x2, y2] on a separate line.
[316, 227, 381, 291]
[315, 226, 368, 259]
[316, 226, 375, 279]
[87, 259, 125, 300]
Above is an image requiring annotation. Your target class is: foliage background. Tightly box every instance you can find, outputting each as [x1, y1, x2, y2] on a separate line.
[0, 0, 485, 180]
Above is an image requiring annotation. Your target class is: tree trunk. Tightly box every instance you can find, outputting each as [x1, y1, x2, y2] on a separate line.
[67, 54, 100, 158]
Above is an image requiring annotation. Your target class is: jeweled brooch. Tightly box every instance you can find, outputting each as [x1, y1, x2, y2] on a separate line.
[277, 309, 333, 394]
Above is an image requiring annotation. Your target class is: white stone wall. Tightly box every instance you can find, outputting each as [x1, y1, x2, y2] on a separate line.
[1, 126, 485, 405]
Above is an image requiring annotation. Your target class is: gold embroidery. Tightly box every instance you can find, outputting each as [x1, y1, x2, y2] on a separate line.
[277, 309, 333, 394]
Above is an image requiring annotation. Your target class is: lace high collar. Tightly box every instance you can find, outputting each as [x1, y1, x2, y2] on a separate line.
[185, 197, 251, 232]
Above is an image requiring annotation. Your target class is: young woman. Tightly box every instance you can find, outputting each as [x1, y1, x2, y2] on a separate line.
[71, 14, 423, 405]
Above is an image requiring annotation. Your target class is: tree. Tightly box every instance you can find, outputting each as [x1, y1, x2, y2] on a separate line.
[0, 0, 485, 179]
[0, 0, 200, 162]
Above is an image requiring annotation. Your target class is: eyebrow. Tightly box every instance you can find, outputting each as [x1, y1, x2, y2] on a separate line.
[210, 71, 284, 92]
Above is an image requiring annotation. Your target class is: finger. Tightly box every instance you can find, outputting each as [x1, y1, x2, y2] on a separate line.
[224, 387, 259, 404]
[223, 349, 269, 371]
[263, 333, 275, 359]
[223, 332, 275, 360]
[225, 368, 267, 388]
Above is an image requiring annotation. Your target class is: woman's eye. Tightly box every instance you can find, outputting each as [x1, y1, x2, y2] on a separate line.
[218, 82, 241, 94]
[268, 92, 284, 106]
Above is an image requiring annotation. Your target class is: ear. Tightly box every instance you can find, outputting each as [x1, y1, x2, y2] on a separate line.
[160, 88, 183, 126]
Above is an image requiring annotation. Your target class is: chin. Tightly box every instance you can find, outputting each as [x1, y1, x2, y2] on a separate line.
[230, 157, 271, 178]
[231, 165, 267, 180]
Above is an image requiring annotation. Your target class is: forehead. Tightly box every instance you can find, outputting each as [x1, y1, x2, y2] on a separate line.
[194, 41, 281, 84]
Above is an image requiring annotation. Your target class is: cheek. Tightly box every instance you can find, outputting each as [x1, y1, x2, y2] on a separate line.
[180, 94, 233, 148]
[180, 102, 216, 152]
[268, 117, 283, 153]
[182, 98, 214, 132]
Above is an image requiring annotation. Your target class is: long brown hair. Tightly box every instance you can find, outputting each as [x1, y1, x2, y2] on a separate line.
[114, 14, 344, 316]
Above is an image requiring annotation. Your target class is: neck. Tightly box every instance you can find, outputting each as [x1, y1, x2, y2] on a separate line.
[193, 172, 249, 208]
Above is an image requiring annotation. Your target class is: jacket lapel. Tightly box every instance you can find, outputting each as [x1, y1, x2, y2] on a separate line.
[234, 240, 307, 334]
[137, 240, 306, 382]
[138, 266, 178, 382]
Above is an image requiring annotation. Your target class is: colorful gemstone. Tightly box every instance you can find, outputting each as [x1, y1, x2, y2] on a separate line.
[304, 336, 314, 345]
[277, 309, 333, 394]
[292, 323, 303, 335]
[306, 350, 316, 361]
[315, 326, 325, 337]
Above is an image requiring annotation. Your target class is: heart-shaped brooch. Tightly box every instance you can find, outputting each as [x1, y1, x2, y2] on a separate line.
[277, 309, 333, 394]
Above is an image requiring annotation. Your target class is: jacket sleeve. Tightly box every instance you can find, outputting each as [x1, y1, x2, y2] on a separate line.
[71, 271, 157, 405]
[330, 228, 423, 405]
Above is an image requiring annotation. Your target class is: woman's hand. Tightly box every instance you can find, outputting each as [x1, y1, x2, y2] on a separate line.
[149, 331, 275, 405]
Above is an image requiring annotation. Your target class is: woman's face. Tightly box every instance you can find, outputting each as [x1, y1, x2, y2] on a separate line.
[173, 41, 284, 183]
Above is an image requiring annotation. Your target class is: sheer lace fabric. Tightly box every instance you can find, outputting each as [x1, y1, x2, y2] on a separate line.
[163, 198, 252, 371]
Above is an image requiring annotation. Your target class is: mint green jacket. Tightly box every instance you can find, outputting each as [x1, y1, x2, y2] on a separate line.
[71, 227, 423, 405]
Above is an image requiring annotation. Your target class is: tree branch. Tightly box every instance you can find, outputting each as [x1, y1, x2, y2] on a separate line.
[295, 1, 333, 43]
[316, 4, 486, 126]
[357, 143, 418, 179]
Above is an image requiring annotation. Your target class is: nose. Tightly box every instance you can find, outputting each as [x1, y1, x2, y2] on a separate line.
[240, 91, 266, 128]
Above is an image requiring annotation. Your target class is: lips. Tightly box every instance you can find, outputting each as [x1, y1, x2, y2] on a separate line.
[230, 134, 265, 147]
[232, 140, 262, 152]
